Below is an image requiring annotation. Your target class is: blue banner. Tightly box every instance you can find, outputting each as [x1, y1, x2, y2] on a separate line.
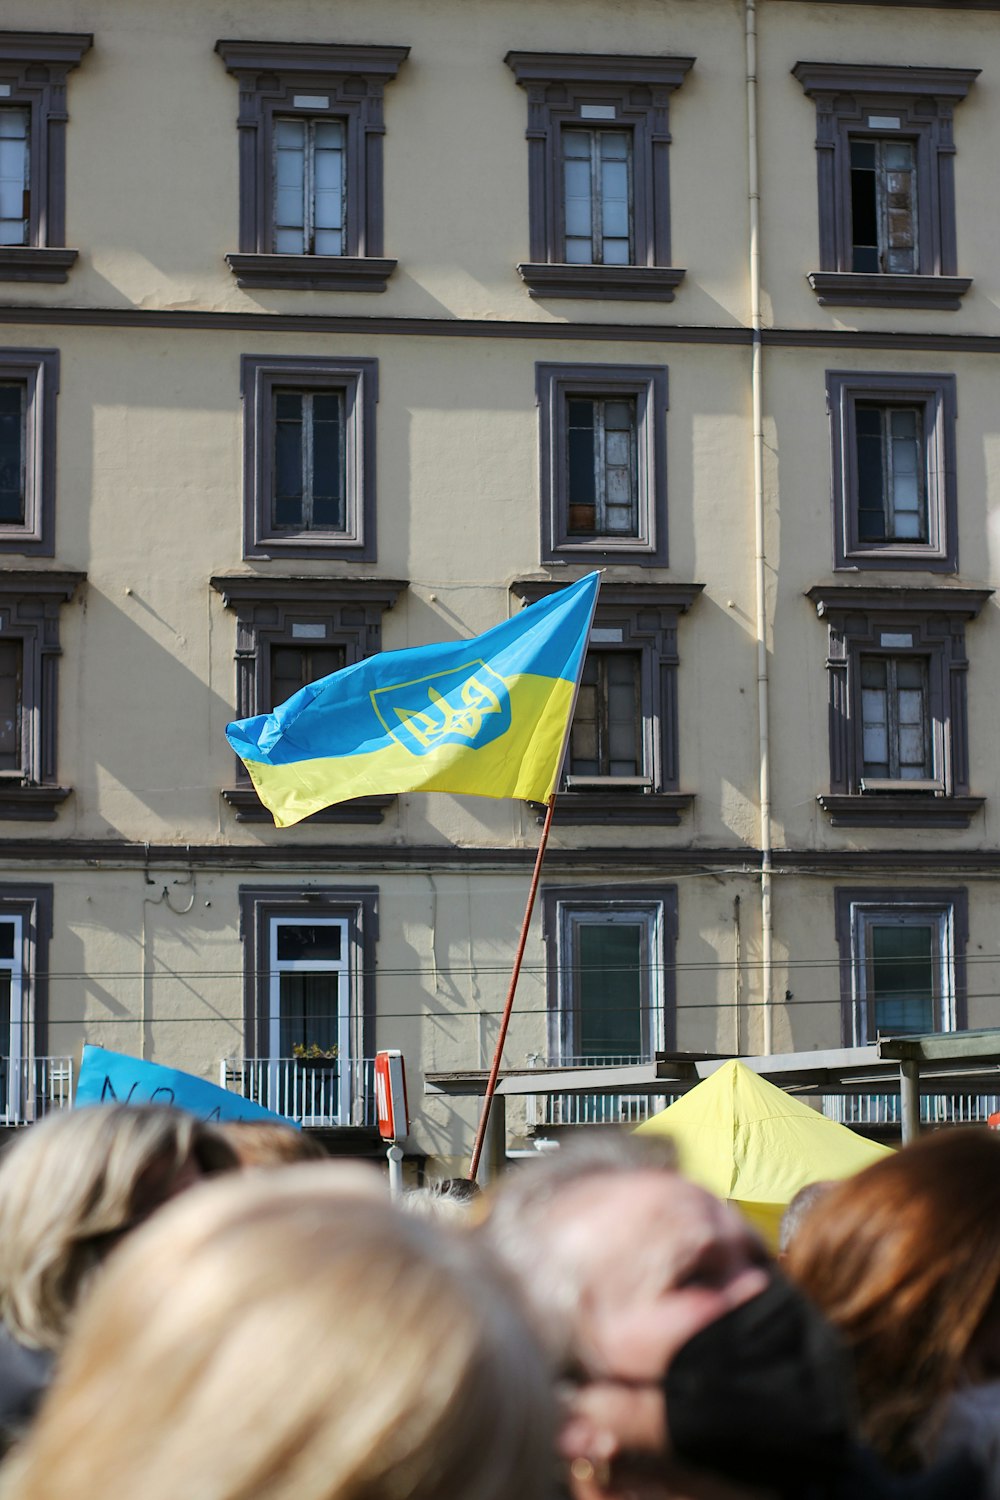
[75, 1045, 298, 1127]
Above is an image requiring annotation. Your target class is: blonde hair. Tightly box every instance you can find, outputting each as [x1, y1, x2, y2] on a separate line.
[5, 1167, 555, 1500]
[0, 1105, 237, 1351]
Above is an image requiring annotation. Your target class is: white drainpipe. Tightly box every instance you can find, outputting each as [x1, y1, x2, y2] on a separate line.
[745, 0, 774, 1055]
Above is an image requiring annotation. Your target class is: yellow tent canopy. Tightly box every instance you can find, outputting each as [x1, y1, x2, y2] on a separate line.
[634, 1059, 892, 1249]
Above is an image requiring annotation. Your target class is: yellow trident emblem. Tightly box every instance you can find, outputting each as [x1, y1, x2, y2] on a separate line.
[394, 676, 504, 750]
[371, 660, 512, 758]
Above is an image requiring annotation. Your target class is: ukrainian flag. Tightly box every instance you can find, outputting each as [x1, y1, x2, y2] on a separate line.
[226, 573, 600, 828]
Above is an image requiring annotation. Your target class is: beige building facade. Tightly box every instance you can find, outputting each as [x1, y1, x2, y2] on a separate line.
[0, 0, 999, 1170]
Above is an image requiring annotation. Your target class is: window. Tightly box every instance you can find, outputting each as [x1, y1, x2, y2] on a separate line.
[809, 584, 990, 827]
[272, 118, 345, 256]
[505, 52, 693, 301]
[241, 356, 377, 559]
[0, 570, 82, 819]
[542, 886, 678, 1063]
[828, 373, 956, 572]
[794, 62, 977, 309]
[511, 580, 701, 824]
[834, 888, 967, 1047]
[215, 40, 408, 292]
[0, 885, 51, 1124]
[0, 32, 91, 283]
[0, 349, 58, 556]
[239, 886, 377, 1127]
[563, 129, 632, 265]
[537, 364, 667, 564]
[211, 575, 405, 822]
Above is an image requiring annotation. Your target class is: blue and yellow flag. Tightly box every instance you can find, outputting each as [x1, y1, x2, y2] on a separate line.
[226, 573, 600, 827]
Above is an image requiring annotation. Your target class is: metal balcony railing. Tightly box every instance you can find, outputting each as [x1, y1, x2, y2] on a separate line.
[0, 1056, 74, 1125]
[822, 1093, 1000, 1128]
[523, 1053, 679, 1131]
[220, 1057, 377, 1128]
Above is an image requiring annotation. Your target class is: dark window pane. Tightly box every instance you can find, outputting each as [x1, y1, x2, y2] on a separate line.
[276, 924, 342, 963]
[0, 921, 14, 960]
[0, 639, 21, 771]
[850, 145, 879, 272]
[0, 383, 23, 525]
[577, 922, 644, 1058]
[569, 650, 640, 778]
[273, 392, 304, 528]
[278, 972, 338, 1054]
[856, 405, 886, 540]
[310, 393, 344, 529]
[270, 644, 346, 707]
[567, 399, 596, 532]
[871, 924, 934, 1035]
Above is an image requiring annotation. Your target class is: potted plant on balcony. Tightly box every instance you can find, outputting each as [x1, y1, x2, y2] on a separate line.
[291, 1042, 339, 1070]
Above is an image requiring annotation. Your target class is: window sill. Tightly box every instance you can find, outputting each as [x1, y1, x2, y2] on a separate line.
[226, 254, 397, 292]
[0, 248, 78, 284]
[530, 791, 694, 826]
[807, 272, 972, 311]
[244, 537, 372, 563]
[0, 784, 71, 821]
[222, 786, 395, 824]
[543, 543, 665, 567]
[517, 263, 686, 302]
[836, 550, 957, 575]
[818, 793, 984, 829]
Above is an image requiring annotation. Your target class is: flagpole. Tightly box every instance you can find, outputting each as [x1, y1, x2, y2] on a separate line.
[469, 793, 556, 1183]
[469, 573, 602, 1183]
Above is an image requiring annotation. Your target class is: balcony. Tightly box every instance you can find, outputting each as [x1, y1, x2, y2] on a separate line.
[822, 1093, 1000, 1128]
[220, 1057, 377, 1128]
[523, 1054, 681, 1131]
[0, 1057, 73, 1125]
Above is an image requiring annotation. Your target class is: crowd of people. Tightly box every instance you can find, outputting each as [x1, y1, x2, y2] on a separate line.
[0, 1104, 993, 1499]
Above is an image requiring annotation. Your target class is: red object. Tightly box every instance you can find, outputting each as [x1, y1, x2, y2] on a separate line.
[375, 1050, 409, 1141]
[989, 1112, 1000, 1131]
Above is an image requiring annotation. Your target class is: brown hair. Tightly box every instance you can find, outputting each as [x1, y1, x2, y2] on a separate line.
[216, 1120, 328, 1167]
[786, 1128, 1000, 1469]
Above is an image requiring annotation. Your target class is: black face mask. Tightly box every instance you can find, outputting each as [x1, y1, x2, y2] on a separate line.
[663, 1275, 855, 1493]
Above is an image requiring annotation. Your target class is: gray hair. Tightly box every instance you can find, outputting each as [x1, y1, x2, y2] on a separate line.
[778, 1180, 835, 1256]
[482, 1133, 677, 1361]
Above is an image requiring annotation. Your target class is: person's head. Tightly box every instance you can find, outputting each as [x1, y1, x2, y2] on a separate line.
[786, 1128, 1000, 1468]
[216, 1120, 328, 1167]
[0, 1105, 237, 1351]
[485, 1136, 772, 1498]
[5, 1166, 556, 1500]
[777, 1180, 835, 1258]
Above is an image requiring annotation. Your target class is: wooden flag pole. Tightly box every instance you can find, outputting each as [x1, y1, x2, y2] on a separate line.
[469, 793, 556, 1182]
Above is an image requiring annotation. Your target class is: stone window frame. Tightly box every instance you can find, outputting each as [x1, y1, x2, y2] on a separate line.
[833, 885, 968, 1048]
[0, 31, 91, 284]
[808, 584, 991, 828]
[215, 39, 409, 293]
[0, 349, 58, 557]
[238, 884, 378, 1095]
[0, 883, 52, 1081]
[512, 579, 701, 825]
[537, 362, 668, 566]
[504, 51, 694, 302]
[541, 883, 679, 1061]
[241, 355, 378, 561]
[211, 574, 406, 824]
[827, 371, 957, 574]
[0, 570, 83, 821]
[793, 62, 978, 310]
